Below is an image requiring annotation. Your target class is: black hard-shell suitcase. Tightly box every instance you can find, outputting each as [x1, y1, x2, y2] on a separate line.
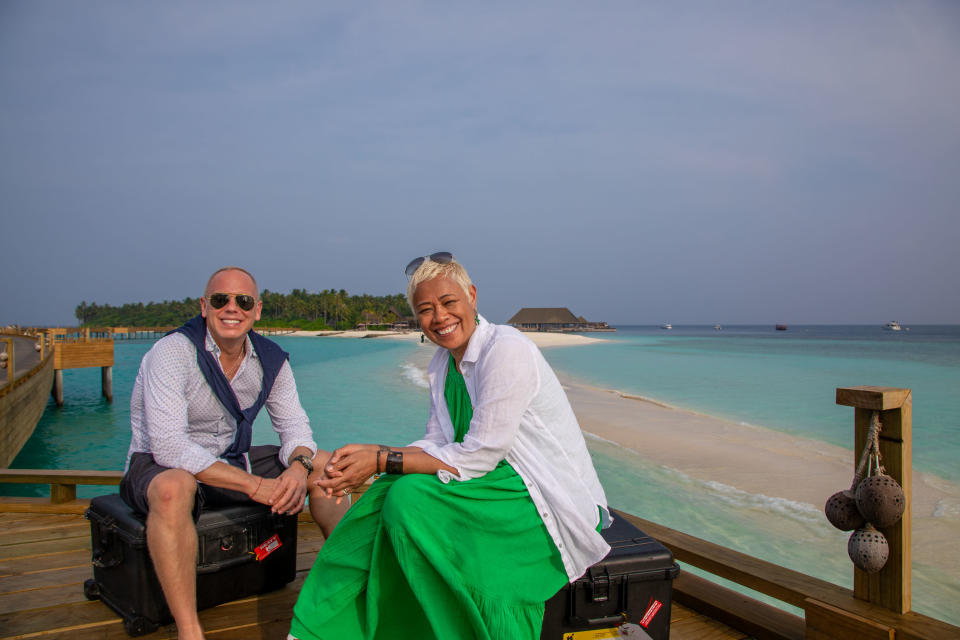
[83, 493, 298, 636]
[541, 510, 680, 640]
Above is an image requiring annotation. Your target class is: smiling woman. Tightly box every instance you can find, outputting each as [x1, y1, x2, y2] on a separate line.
[289, 254, 611, 640]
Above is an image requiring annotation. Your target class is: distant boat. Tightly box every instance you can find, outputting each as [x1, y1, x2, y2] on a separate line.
[714, 325, 722, 331]
[775, 324, 787, 331]
[884, 321, 902, 331]
[660, 323, 673, 330]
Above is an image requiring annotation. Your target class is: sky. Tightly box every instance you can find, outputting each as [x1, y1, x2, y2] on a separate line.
[2, 1, 959, 326]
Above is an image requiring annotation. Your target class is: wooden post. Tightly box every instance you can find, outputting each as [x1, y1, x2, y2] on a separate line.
[836, 386, 912, 614]
[50, 483, 77, 503]
[53, 369, 64, 406]
[101, 366, 113, 402]
[38, 333, 45, 360]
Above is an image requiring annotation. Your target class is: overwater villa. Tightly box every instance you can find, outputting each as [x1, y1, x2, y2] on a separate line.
[508, 307, 615, 332]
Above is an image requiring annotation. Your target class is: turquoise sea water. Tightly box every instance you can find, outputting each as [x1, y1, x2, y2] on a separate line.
[7, 325, 960, 624]
[545, 325, 960, 484]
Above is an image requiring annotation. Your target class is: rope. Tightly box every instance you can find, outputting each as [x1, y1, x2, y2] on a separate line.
[851, 411, 884, 491]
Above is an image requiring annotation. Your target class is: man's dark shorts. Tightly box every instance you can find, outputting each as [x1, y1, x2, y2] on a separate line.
[119, 445, 287, 519]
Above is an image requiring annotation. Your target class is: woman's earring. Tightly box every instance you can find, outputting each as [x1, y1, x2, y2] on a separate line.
[475, 313, 480, 324]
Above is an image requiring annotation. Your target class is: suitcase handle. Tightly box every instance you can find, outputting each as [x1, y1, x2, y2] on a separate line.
[580, 613, 627, 626]
[196, 554, 255, 574]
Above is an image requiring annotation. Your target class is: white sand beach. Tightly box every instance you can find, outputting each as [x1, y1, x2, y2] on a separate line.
[286, 329, 608, 347]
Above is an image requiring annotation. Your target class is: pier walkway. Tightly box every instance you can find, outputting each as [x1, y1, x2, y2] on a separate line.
[0, 507, 742, 640]
[0, 336, 42, 389]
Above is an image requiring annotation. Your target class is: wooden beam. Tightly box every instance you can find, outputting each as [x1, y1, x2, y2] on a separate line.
[0, 469, 123, 485]
[805, 598, 894, 640]
[835, 386, 910, 411]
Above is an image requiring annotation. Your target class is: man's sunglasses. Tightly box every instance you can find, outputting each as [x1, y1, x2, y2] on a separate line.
[208, 293, 257, 311]
[404, 252, 454, 277]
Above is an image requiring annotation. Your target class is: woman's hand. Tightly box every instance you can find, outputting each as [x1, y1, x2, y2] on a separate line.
[316, 443, 379, 502]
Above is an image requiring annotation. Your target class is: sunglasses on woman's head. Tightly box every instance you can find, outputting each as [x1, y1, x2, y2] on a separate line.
[404, 252, 454, 277]
[208, 293, 257, 311]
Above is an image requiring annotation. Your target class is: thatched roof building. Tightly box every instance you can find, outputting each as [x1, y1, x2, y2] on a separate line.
[507, 308, 615, 332]
[506, 308, 580, 332]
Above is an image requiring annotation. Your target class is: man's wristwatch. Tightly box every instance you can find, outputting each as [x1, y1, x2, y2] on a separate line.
[291, 454, 314, 474]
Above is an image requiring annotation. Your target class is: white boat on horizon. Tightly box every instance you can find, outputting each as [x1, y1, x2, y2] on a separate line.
[661, 323, 672, 330]
[884, 321, 903, 331]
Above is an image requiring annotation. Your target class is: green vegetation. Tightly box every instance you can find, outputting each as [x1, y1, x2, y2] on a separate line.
[75, 289, 413, 331]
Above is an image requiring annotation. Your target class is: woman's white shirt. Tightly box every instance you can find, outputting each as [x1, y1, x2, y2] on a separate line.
[408, 316, 612, 581]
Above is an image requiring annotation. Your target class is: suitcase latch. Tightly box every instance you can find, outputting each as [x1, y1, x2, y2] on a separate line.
[588, 570, 610, 603]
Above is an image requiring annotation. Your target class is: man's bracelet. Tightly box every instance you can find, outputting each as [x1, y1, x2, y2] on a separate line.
[385, 451, 404, 475]
[249, 476, 263, 498]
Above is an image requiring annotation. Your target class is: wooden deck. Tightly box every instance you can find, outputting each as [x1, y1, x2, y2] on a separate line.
[0, 510, 746, 640]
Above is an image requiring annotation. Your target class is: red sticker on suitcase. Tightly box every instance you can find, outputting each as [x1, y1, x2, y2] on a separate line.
[253, 534, 282, 561]
[639, 599, 662, 628]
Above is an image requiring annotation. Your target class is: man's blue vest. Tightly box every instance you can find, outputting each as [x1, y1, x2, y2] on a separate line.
[170, 315, 290, 469]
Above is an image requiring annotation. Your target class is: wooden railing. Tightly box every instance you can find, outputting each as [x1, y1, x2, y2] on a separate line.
[0, 469, 121, 512]
[2, 385, 958, 638]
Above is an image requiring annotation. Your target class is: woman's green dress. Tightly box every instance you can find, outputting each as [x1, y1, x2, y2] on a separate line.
[290, 355, 569, 640]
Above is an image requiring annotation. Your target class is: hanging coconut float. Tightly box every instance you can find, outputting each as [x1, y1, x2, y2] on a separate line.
[825, 489, 865, 531]
[848, 524, 889, 573]
[855, 473, 905, 529]
[825, 410, 905, 573]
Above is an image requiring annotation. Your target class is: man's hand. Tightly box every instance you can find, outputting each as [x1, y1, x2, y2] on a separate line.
[248, 476, 280, 506]
[267, 464, 309, 514]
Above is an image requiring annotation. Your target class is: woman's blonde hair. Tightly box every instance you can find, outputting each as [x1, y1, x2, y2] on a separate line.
[406, 258, 475, 313]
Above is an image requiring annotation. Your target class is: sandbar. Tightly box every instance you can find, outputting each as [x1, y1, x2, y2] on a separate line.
[559, 378, 960, 573]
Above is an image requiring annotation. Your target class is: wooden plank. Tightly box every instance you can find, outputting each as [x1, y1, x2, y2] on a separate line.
[0, 513, 82, 528]
[835, 386, 911, 410]
[0, 469, 123, 485]
[0, 564, 90, 598]
[0, 535, 90, 560]
[805, 598, 894, 640]
[0, 598, 118, 638]
[673, 571, 803, 640]
[0, 521, 88, 546]
[0, 550, 89, 576]
[0, 498, 91, 514]
[669, 614, 749, 640]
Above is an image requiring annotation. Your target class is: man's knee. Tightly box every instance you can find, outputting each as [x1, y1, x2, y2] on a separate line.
[146, 469, 197, 517]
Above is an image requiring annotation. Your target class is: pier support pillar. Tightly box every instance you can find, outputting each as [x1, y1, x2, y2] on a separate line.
[53, 369, 64, 406]
[836, 386, 912, 615]
[101, 366, 113, 402]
